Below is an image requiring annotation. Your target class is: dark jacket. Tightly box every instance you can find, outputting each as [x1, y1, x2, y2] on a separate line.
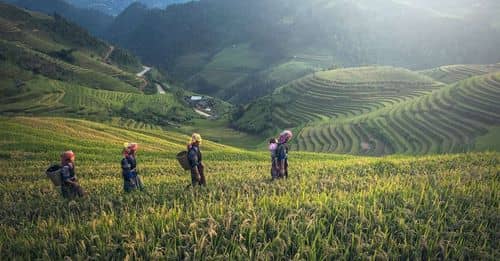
[277, 143, 289, 161]
[188, 145, 202, 168]
[60, 162, 76, 183]
[60, 162, 85, 198]
[121, 155, 137, 179]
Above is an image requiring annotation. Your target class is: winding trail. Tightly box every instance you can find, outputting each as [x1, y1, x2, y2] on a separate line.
[136, 66, 152, 91]
[156, 83, 166, 94]
[194, 109, 212, 118]
[137, 66, 152, 77]
[104, 45, 114, 63]
[103, 46, 152, 91]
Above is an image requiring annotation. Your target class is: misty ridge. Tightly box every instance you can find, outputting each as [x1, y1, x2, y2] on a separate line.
[4, 0, 500, 102]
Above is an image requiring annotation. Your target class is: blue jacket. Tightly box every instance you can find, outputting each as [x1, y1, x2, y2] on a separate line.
[121, 155, 137, 179]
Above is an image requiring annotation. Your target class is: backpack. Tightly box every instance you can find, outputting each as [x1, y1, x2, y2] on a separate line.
[176, 151, 191, 170]
[45, 164, 62, 186]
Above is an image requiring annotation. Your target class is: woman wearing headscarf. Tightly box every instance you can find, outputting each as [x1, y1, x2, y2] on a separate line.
[60, 150, 86, 198]
[276, 130, 293, 179]
[121, 143, 144, 192]
[187, 133, 206, 187]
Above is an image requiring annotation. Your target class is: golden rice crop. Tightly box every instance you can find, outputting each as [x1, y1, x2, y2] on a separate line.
[0, 117, 498, 259]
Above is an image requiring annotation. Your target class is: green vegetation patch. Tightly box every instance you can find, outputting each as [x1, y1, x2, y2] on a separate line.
[108, 47, 143, 73]
[235, 66, 443, 135]
[316, 66, 436, 83]
[264, 60, 317, 84]
[0, 77, 194, 126]
[204, 44, 267, 71]
[419, 63, 500, 84]
[475, 126, 500, 152]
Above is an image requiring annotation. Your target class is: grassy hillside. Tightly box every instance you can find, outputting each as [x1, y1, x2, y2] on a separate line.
[0, 75, 194, 125]
[0, 3, 206, 127]
[0, 3, 143, 92]
[0, 116, 498, 259]
[420, 63, 500, 84]
[0, 4, 265, 150]
[295, 72, 500, 155]
[183, 45, 335, 102]
[0, 39, 141, 93]
[235, 66, 443, 134]
[187, 44, 268, 98]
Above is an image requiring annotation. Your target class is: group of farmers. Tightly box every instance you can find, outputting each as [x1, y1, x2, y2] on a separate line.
[54, 130, 293, 199]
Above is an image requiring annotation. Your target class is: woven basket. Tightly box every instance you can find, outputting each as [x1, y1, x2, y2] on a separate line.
[176, 151, 191, 171]
[46, 165, 62, 186]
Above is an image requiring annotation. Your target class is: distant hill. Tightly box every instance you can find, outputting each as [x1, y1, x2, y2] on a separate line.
[103, 0, 500, 103]
[7, 0, 500, 104]
[0, 3, 195, 126]
[66, 0, 192, 16]
[0, 2, 145, 89]
[234, 66, 444, 134]
[3, 0, 113, 37]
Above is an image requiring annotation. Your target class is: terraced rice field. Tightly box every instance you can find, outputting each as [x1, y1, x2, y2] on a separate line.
[0, 77, 183, 119]
[0, 117, 498, 259]
[420, 63, 500, 84]
[0, 4, 144, 91]
[272, 67, 443, 127]
[0, 17, 21, 33]
[295, 72, 500, 155]
[0, 39, 141, 93]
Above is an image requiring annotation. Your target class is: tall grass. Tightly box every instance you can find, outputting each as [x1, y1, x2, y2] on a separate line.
[0, 117, 498, 259]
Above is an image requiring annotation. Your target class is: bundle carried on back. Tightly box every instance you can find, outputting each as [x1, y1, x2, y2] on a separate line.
[45, 164, 62, 186]
[176, 151, 190, 170]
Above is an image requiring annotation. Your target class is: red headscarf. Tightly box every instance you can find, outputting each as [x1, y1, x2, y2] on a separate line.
[60, 150, 75, 165]
[123, 143, 139, 157]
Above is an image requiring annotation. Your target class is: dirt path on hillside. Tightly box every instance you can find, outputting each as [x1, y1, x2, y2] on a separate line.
[156, 83, 166, 94]
[137, 66, 151, 77]
[136, 66, 152, 91]
[194, 109, 212, 118]
[104, 45, 114, 63]
[103, 46, 151, 91]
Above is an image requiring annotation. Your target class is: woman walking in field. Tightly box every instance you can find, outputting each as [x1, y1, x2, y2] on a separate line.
[187, 133, 206, 187]
[60, 150, 86, 198]
[121, 143, 144, 192]
[276, 130, 293, 179]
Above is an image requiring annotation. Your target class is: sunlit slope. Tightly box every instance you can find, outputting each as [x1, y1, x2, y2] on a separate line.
[0, 116, 498, 259]
[295, 72, 500, 155]
[420, 63, 500, 84]
[0, 76, 193, 125]
[0, 117, 237, 161]
[0, 3, 143, 92]
[0, 4, 199, 128]
[235, 66, 443, 133]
